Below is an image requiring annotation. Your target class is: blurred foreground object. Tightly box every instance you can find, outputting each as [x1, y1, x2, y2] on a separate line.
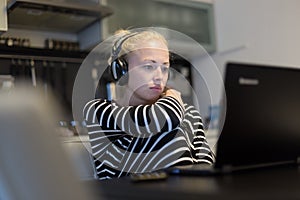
[0, 84, 95, 200]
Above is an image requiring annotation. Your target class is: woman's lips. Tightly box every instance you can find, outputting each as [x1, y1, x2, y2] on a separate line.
[150, 86, 162, 91]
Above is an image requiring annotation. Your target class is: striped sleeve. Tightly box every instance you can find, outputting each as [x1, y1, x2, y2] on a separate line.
[83, 96, 184, 137]
[183, 105, 215, 165]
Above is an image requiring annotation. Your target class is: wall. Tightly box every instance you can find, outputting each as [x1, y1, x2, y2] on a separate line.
[0, 0, 7, 34]
[192, 0, 300, 120]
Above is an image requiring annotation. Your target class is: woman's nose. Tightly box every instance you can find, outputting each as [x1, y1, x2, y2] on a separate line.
[153, 67, 163, 80]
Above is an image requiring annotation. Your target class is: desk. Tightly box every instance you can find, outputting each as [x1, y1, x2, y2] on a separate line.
[84, 165, 300, 200]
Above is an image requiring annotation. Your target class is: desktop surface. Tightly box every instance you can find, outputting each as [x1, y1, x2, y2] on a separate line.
[85, 164, 300, 200]
[82, 62, 300, 199]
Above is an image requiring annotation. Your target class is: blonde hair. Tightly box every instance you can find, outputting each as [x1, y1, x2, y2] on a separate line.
[112, 29, 168, 58]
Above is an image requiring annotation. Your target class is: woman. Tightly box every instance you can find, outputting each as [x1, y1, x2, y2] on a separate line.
[83, 29, 214, 180]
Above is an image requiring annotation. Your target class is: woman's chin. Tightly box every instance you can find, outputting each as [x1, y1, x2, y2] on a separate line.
[147, 94, 161, 102]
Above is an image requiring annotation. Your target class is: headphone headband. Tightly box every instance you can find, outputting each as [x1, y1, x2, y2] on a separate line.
[111, 32, 140, 61]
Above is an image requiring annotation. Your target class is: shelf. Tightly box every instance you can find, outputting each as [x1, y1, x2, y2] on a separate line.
[0, 44, 88, 63]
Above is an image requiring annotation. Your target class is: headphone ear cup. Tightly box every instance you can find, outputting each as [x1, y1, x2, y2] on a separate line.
[111, 58, 128, 84]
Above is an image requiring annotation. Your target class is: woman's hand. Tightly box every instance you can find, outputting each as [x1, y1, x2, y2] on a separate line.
[162, 88, 184, 109]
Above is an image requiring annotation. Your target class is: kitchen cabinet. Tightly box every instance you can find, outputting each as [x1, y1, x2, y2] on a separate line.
[103, 0, 216, 53]
[4, 0, 113, 50]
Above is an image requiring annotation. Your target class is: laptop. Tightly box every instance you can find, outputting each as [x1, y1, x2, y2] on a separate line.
[168, 62, 300, 175]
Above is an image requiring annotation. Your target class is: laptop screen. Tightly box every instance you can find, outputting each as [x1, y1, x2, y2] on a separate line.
[215, 62, 300, 170]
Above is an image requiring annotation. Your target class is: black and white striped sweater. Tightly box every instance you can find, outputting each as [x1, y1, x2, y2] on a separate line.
[83, 96, 214, 180]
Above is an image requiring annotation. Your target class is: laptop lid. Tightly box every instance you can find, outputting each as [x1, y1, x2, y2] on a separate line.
[215, 62, 300, 171]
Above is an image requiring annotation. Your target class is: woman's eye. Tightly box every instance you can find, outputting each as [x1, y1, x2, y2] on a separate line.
[161, 66, 169, 73]
[144, 65, 154, 70]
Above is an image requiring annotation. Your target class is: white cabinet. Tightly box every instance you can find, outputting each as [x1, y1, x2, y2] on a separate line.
[0, 0, 8, 35]
[103, 0, 216, 53]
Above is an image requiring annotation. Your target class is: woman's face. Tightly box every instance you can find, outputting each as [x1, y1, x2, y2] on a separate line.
[125, 40, 170, 105]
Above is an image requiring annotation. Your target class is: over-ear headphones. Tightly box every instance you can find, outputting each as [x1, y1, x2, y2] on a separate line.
[110, 32, 139, 83]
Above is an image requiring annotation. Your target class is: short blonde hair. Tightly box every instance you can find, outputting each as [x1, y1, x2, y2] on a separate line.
[112, 29, 168, 58]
